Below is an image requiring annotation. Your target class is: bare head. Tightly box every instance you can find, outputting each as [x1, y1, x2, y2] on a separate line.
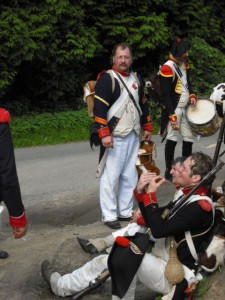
[111, 43, 133, 73]
[175, 152, 213, 188]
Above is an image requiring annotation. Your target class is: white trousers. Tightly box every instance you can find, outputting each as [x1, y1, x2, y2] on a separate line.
[52, 252, 194, 299]
[113, 253, 196, 300]
[100, 131, 139, 221]
[51, 253, 168, 300]
[53, 225, 147, 297]
[53, 254, 108, 297]
[53, 253, 171, 298]
[166, 106, 194, 143]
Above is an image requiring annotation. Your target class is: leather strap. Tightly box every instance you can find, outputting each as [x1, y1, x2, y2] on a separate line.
[114, 71, 142, 116]
[164, 60, 189, 92]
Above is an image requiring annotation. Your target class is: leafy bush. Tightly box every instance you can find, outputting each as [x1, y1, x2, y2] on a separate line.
[1, 1, 225, 115]
[10, 108, 159, 148]
[189, 37, 225, 96]
[10, 109, 94, 147]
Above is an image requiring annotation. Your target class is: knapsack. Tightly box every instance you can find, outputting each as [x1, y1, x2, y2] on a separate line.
[145, 73, 161, 103]
[83, 70, 115, 117]
[145, 65, 175, 104]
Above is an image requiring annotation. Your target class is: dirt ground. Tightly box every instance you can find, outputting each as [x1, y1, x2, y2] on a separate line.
[0, 193, 159, 300]
[0, 171, 225, 300]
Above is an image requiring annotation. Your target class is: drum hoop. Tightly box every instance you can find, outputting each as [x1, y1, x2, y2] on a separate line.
[187, 116, 217, 127]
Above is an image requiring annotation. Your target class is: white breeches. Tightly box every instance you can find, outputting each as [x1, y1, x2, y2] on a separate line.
[113, 252, 196, 300]
[52, 251, 195, 299]
[54, 254, 108, 297]
[100, 131, 139, 221]
[112, 253, 172, 300]
[166, 106, 194, 143]
[53, 253, 170, 299]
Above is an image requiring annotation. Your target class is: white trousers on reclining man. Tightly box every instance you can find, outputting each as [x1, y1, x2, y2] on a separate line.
[49, 237, 195, 299]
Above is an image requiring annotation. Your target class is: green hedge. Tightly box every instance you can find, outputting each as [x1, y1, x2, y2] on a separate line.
[10, 109, 94, 148]
[10, 108, 160, 148]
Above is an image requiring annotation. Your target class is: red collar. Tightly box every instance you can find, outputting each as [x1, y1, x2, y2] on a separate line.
[112, 65, 130, 77]
[182, 186, 208, 196]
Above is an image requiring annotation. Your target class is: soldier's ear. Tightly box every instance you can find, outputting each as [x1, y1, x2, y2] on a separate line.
[192, 174, 201, 183]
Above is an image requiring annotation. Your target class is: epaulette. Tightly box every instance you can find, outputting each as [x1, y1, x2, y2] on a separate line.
[160, 65, 173, 78]
[198, 200, 212, 212]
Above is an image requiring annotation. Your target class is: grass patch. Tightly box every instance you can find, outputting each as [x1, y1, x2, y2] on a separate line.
[10, 108, 159, 148]
[151, 275, 213, 300]
[10, 109, 94, 148]
[194, 275, 212, 298]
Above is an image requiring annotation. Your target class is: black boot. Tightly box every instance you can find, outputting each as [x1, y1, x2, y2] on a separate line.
[182, 141, 193, 158]
[0, 250, 8, 259]
[41, 260, 55, 287]
[164, 140, 177, 181]
[77, 237, 99, 254]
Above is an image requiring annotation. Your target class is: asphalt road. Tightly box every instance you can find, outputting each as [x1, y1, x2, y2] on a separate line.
[0, 129, 224, 300]
[14, 142, 100, 207]
[14, 129, 225, 210]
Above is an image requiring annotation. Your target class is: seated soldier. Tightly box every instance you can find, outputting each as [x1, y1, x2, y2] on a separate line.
[40, 153, 224, 299]
[76, 157, 185, 255]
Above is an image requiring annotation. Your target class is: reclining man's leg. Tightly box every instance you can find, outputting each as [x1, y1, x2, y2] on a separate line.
[42, 254, 108, 297]
[89, 234, 115, 253]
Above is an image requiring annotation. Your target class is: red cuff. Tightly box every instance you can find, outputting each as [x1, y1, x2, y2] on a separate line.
[98, 126, 110, 139]
[10, 210, 27, 228]
[142, 192, 158, 207]
[143, 123, 154, 132]
[137, 215, 146, 226]
[169, 114, 177, 122]
[133, 188, 145, 202]
[0, 108, 11, 123]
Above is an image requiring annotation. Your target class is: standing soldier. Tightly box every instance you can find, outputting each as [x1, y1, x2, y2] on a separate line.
[160, 38, 197, 181]
[93, 43, 153, 229]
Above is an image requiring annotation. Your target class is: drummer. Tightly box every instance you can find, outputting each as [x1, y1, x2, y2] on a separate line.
[159, 38, 197, 181]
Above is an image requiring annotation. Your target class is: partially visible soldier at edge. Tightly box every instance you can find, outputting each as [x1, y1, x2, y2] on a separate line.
[0, 108, 28, 259]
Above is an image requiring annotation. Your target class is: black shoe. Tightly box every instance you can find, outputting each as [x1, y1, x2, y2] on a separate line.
[77, 238, 99, 254]
[41, 260, 55, 287]
[104, 220, 121, 229]
[0, 250, 8, 259]
[118, 217, 131, 221]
